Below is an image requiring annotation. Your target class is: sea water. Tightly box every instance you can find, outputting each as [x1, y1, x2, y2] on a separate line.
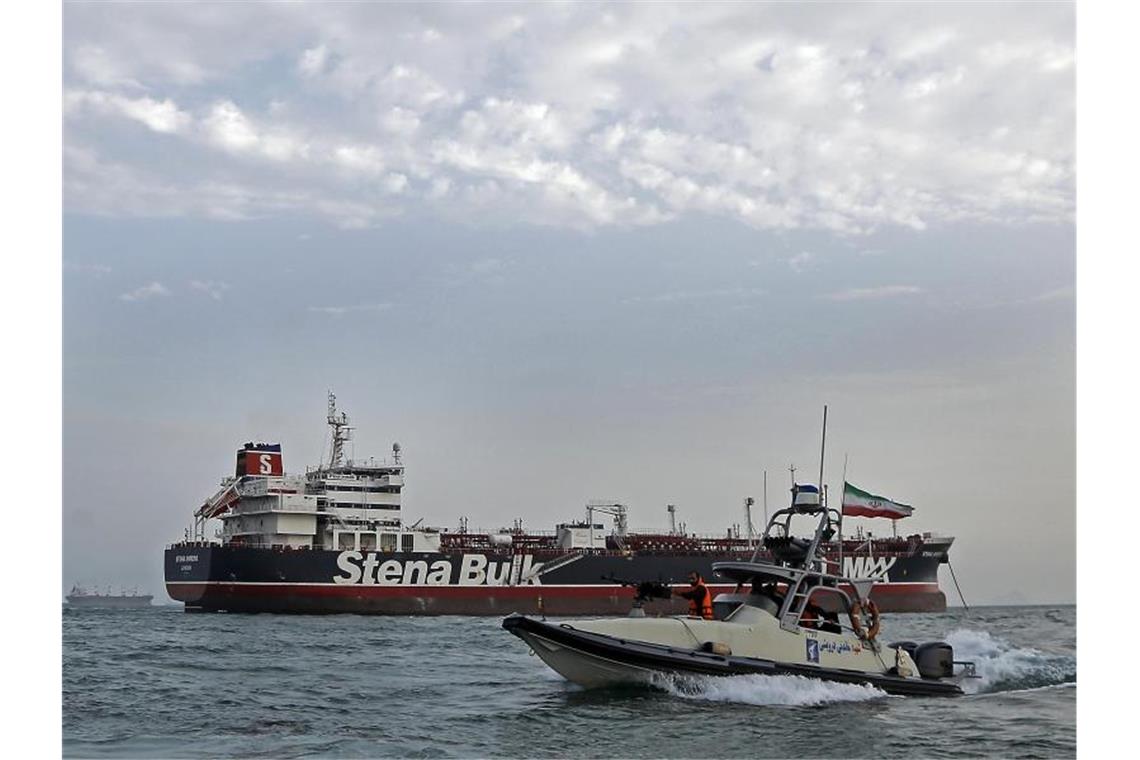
[63, 605, 1075, 758]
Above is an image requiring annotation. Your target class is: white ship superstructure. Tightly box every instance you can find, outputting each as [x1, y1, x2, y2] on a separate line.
[194, 392, 440, 553]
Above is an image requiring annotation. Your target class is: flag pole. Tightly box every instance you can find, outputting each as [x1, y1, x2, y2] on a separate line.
[817, 405, 828, 497]
[817, 405, 829, 576]
[839, 453, 848, 576]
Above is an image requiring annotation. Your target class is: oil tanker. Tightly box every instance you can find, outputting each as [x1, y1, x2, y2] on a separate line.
[164, 395, 953, 615]
[67, 585, 153, 608]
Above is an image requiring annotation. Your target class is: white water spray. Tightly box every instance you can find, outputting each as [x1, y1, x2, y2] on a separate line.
[655, 673, 888, 707]
[945, 629, 1076, 694]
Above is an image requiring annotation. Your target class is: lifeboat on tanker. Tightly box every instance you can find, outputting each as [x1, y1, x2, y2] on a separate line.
[503, 483, 976, 697]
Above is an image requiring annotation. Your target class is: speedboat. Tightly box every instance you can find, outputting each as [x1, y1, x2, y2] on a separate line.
[503, 483, 975, 697]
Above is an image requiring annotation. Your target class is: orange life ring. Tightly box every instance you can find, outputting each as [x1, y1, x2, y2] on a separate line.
[864, 599, 881, 640]
[849, 601, 865, 638]
[849, 599, 881, 641]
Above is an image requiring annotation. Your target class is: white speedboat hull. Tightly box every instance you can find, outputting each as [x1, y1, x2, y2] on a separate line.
[503, 614, 966, 697]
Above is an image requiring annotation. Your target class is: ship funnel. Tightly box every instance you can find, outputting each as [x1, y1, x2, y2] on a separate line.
[236, 442, 283, 477]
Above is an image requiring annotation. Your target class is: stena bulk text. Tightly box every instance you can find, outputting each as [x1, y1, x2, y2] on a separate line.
[333, 552, 546, 586]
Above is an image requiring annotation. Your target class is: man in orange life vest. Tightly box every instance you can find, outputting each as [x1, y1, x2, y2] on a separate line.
[674, 571, 714, 619]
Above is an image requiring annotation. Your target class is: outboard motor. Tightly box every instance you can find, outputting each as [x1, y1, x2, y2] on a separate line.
[914, 642, 955, 679]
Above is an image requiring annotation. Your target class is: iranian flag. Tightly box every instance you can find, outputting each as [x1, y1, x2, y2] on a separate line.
[842, 481, 914, 519]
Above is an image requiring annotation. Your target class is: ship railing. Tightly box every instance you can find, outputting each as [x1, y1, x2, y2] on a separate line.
[167, 540, 222, 549]
[306, 463, 402, 477]
[228, 497, 317, 515]
[441, 527, 559, 537]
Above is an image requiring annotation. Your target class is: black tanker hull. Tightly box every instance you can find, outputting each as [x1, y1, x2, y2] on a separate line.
[165, 543, 947, 615]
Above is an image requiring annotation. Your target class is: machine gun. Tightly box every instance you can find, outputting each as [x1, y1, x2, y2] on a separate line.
[603, 574, 673, 616]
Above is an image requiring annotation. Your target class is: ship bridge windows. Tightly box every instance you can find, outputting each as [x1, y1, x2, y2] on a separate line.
[331, 529, 402, 553]
[319, 484, 401, 494]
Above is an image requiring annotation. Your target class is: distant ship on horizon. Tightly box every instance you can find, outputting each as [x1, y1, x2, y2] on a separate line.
[66, 584, 153, 609]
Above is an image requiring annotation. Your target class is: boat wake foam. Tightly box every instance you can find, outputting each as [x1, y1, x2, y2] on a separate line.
[945, 629, 1076, 694]
[654, 673, 889, 707]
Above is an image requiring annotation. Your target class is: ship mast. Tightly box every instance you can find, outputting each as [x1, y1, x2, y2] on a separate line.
[763, 470, 768, 526]
[326, 391, 353, 468]
[744, 497, 756, 547]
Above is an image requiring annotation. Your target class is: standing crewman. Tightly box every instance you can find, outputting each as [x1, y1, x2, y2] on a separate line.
[675, 571, 714, 620]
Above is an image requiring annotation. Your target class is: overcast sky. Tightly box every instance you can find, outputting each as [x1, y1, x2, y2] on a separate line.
[63, 1, 1074, 604]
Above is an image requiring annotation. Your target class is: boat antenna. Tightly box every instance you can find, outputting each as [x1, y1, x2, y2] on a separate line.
[818, 404, 828, 498]
[839, 452, 849, 575]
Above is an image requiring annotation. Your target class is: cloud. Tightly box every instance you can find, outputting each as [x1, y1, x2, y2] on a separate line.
[383, 173, 408, 194]
[823, 285, 925, 301]
[200, 101, 309, 162]
[202, 100, 259, 152]
[65, 90, 192, 134]
[63, 3, 1074, 233]
[297, 45, 329, 77]
[117, 97, 191, 134]
[470, 257, 504, 275]
[964, 285, 1075, 311]
[64, 142, 391, 229]
[307, 303, 393, 316]
[69, 45, 142, 89]
[1023, 286, 1074, 304]
[189, 280, 229, 300]
[119, 282, 170, 302]
[333, 144, 385, 175]
[622, 287, 766, 305]
[788, 251, 814, 273]
[65, 261, 112, 276]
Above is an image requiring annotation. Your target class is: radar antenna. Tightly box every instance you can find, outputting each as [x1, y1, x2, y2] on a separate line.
[326, 391, 353, 468]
